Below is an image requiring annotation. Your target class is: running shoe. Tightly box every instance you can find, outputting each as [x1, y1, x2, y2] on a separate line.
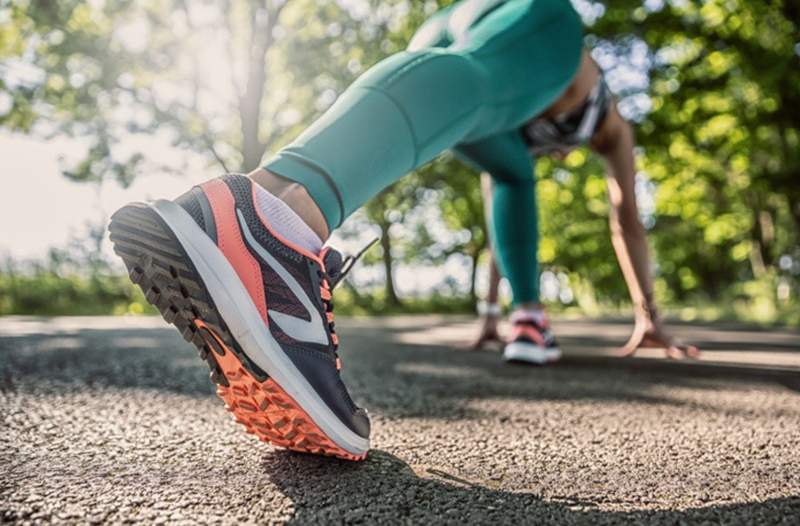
[502, 311, 562, 365]
[109, 174, 370, 460]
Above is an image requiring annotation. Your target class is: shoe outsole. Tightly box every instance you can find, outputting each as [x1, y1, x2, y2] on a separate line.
[109, 203, 366, 461]
[503, 341, 562, 365]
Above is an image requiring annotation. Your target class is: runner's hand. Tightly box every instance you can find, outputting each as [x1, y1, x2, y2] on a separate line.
[470, 316, 503, 350]
[620, 312, 700, 359]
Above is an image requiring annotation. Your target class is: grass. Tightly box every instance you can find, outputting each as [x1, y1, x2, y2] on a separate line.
[1, 268, 797, 329]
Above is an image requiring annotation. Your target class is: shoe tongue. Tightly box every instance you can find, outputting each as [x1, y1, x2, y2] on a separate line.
[322, 247, 344, 281]
[510, 310, 548, 328]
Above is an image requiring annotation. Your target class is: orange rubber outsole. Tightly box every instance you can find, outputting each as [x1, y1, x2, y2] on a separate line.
[196, 320, 366, 461]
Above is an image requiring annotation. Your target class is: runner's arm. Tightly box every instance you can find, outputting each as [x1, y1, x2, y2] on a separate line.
[591, 105, 699, 358]
[470, 173, 503, 349]
[591, 105, 655, 317]
[480, 172, 502, 307]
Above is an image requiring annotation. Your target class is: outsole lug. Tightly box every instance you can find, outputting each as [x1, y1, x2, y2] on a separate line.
[109, 202, 366, 461]
[129, 266, 144, 283]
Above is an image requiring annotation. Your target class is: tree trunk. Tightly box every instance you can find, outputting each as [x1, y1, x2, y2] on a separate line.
[788, 189, 800, 234]
[749, 200, 776, 278]
[241, 106, 266, 171]
[239, 4, 274, 171]
[468, 248, 481, 308]
[379, 222, 401, 308]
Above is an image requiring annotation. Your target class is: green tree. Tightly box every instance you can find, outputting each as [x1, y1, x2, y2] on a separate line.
[592, 0, 799, 308]
[0, 0, 410, 177]
[525, 0, 799, 314]
[414, 157, 487, 304]
[3, 0, 798, 319]
[2, 0, 423, 303]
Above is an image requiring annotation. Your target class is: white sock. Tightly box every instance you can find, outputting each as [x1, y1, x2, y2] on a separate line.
[510, 308, 547, 326]
[253, 184, 323, 254]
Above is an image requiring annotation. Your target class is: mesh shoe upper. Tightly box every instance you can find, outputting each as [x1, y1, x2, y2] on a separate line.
[509, 312, 558, 349]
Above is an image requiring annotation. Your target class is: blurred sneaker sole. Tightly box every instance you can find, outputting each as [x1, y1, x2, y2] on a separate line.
[503, 341, 562, 365]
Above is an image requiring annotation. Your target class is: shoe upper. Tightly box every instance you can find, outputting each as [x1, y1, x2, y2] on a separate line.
[175, 174, 370, 439]
[509, 311, 558, 349]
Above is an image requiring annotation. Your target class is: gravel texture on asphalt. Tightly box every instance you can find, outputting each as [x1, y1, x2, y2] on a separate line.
[2, 316, 799, 524]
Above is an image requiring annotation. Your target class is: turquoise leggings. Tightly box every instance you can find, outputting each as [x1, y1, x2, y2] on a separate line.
[265, 0, 582, 304]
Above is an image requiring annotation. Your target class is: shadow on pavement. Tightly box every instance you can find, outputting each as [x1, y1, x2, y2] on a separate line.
[0, 328, 215, 395]
[373, 316, 800, 353]
[264, 449, 800, 524]
[342, 325, 800, 420]
[2, 319, 799, 523]
[2, 324, 799, 419]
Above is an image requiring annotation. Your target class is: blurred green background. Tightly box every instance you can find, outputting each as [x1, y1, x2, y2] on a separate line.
[1, 0, 798, 324]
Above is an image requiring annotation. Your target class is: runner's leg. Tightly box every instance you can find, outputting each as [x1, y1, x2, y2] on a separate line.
[262, 0, 582, 230]
[455, 131, 540, 305]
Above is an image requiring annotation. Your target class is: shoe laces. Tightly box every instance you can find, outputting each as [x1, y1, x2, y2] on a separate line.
[318, 238, 378, 366]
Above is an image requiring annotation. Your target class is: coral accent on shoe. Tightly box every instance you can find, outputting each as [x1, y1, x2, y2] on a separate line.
[511, 324, 547, 346]
[201, 179, 268, 323]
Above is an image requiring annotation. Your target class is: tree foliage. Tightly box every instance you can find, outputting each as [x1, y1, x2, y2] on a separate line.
[1, 0, 798, 320]
[547, 0, 800, 314]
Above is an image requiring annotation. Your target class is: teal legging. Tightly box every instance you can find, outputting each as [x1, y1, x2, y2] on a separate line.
[264, 0, 582, 304]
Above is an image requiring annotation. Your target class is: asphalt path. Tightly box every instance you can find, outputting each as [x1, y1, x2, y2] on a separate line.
[2, 315, 799, 524]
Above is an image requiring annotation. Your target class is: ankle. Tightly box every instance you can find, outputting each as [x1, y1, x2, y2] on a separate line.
[248, 168, 330, 240]
[510, 304, 548, 326]
[513, 302, 545, 312]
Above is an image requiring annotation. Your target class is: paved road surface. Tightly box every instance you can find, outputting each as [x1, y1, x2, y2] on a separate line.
[2, 316, 799, 524]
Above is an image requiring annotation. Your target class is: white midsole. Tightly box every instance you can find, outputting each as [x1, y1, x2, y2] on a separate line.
[503, 341, 562, 365]
[150, 199, 369, 455]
